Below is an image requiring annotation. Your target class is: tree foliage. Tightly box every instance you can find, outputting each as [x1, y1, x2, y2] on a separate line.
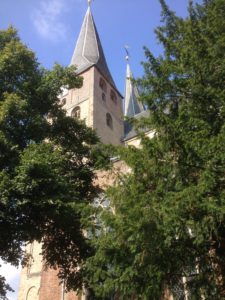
[85, 0, 225, 299]
[0, 26, 99, 298]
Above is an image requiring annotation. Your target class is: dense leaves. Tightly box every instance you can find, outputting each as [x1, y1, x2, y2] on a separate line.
[85, 0, 225, 299]
[0, 26, 99, 298]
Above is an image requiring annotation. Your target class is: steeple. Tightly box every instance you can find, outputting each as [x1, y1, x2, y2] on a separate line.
[124, 53, 144, 117]
[71, 4, 116, 89]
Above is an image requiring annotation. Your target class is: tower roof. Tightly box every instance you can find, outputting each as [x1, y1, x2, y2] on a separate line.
[71, 6, 116, 89]
[124, 61, 145, 117]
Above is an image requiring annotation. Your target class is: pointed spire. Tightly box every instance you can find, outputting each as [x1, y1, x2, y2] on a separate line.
[124, 52, 145, 117]
[70, 4, 116, 88]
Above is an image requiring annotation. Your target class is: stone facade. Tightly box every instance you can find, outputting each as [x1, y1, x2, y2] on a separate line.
[18, 241, 42, 300]
[17, 240, 80, 300]
[62, 67, 123, 146]
[92, 68, 123, 145]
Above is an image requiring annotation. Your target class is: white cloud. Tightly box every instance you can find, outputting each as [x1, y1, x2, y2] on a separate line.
[31, 0, 68, 41]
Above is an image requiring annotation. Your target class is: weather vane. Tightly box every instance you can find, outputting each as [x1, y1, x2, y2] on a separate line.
[125, 45, 130, 61]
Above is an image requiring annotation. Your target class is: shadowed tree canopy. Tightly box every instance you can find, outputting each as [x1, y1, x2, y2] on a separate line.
[84, 0, 225, 299]
[0, 26, 100, 298]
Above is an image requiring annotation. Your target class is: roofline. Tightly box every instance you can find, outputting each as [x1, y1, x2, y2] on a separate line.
[123, 129, 152, 142]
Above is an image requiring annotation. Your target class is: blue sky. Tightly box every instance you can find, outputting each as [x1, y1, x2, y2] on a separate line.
[0, 0, 194, 93]
[0, 0, 196, 299]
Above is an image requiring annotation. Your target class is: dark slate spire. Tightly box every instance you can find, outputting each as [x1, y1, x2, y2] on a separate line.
[71, 5, 116, 88]
[124, 56, 145, 117]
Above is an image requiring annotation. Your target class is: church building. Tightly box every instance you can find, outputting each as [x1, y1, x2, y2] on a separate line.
[18, 2, 146, 300]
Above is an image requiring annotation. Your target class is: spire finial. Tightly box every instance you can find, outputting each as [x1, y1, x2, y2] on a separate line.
[87, 0, 92, 6]
[125, 45, 130, 62]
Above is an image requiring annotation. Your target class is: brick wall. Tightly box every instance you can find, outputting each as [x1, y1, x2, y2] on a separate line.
[39, 267, 80, 300]
[39, 268, 61, 300]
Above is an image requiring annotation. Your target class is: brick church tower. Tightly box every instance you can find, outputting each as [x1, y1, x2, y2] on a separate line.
[62, 2, 123, 145]
[18, 2, 123, 300]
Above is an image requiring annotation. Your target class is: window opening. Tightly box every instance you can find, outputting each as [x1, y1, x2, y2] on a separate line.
[102, 92, 106, 101]
[99, 78, 107, 93]
[106, 113, 113, 129]
[71, 106, 81, 119]
[110, 90, 117, 104]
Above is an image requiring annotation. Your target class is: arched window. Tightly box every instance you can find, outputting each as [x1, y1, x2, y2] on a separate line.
[26, 286, 38, 300]
[110, 90, 117, 104]
[99, 78, 107, 93]
[71, 106, 81, 119]
[106, 113, 113, 129]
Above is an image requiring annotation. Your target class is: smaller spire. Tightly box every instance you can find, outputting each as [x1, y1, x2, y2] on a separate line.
[124, 53, 145, 117]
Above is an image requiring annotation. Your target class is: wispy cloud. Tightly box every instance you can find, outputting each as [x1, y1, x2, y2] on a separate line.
[31, 0, 68, 41]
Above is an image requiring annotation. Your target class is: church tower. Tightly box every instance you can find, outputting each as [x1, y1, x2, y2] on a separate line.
[18, 3, 123, 300]
[61, 2, 123, 145]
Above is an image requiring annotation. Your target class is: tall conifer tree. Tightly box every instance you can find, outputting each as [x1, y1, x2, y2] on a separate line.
[85, 0, 225, 298]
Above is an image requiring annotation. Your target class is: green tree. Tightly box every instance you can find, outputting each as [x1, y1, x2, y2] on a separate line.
[85, 0, 225, 299]
[0, 27, 99, 298]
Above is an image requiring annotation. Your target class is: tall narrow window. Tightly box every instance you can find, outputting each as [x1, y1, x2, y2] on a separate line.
[102, 92, 106, 102]
[110, 90, 117, 104]
[99, 78, 107, 93]
[106, 113, 113, 129]
[71, 106, 81, 119]
[27, 242, 34, 276]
